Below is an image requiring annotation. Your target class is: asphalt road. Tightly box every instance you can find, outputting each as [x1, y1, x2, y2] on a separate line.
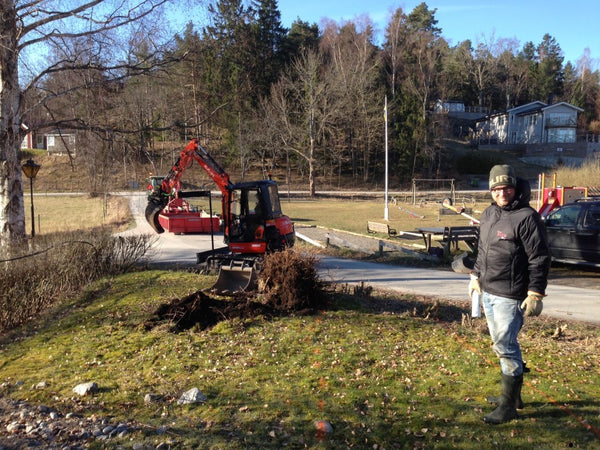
[122, 193, 600, 325]
[119, 193, 227, 266]
[319, 256, 600, 325]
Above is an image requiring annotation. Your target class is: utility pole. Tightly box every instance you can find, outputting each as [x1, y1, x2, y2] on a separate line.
[384, 95, 389, 221]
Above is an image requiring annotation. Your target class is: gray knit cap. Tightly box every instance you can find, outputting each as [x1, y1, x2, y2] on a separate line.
[489, 164, 516, 190]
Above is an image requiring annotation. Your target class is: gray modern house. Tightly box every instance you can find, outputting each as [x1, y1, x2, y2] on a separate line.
[475, 101, 599, 166]
[476, 101, 582, 145]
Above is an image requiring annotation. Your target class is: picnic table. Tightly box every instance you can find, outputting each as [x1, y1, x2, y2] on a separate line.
[417, 226, 479, 255]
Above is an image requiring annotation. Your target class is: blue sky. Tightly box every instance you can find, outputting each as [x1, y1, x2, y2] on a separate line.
[278, 0, 599, 67]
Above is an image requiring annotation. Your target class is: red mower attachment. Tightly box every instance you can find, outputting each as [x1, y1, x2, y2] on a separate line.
[157, 197, 220, 235]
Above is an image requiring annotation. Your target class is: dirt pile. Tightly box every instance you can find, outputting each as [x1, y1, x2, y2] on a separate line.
[257, 248, 324, 312]
[145, 249, 326, 331]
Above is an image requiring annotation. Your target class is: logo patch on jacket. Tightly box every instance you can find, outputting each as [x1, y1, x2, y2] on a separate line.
[497, 230, 508, 239]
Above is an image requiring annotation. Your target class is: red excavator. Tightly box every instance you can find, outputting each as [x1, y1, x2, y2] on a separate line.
[145, 139, 295, 292]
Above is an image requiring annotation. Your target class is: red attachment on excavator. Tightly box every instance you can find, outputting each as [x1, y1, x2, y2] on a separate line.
[157, 197, 220, 234]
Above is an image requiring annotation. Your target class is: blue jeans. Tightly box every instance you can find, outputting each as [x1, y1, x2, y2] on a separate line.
[482, 292, 524, 376]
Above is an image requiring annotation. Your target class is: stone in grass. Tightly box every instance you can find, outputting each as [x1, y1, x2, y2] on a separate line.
[177, 387, 207, 405]
[35, 381, 49, 390]
[315, 420, 333, 433]
[144, 393, 163, 404]
[73, 382, 99, 396]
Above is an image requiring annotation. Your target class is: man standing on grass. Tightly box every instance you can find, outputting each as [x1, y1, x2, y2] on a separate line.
[468, 164, 551, 424]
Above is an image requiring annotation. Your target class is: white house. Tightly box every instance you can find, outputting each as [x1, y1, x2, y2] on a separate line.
[45, 133, 77, 155]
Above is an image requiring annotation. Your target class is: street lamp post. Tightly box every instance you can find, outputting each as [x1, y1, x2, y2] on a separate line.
[21, 159, 41, 237]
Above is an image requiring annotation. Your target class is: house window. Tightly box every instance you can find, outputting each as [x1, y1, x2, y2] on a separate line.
[548, 128, 576, 143]
[527, 115, 538, 126]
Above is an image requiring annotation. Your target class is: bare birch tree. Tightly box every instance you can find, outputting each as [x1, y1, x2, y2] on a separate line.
[0, 0, 168, 243]
[321, 19, 382, 182]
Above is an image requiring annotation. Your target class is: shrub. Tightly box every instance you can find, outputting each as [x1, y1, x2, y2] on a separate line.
[0, 231, 153, 333]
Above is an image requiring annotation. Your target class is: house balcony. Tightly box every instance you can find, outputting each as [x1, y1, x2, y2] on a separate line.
[545, 117, 577, 128]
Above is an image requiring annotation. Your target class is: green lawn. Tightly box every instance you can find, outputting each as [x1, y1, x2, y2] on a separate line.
[282, 197, 484, 235]
[0, 270, 598, 448]
[2, 195, 599, 448]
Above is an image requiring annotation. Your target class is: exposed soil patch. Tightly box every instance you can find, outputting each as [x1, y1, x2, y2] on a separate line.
[144, 290, 279, 331]
[145, 249, 327, 331]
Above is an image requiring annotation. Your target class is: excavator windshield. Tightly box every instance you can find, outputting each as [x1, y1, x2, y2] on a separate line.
[228, 187, 265, 243]
[267, 184, 283, 217]
[230, 188, 262, 217]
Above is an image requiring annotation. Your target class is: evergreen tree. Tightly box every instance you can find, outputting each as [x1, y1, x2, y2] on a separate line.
[406, 2, 442, 35]
[250, 0, 287, 98]
[536, 34, 565, 102]
[441, 40, 478, 107]
[203, 0, 254, 115]
[281, 19, 320, 66]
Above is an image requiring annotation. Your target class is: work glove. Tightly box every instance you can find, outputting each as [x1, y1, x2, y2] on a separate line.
[468, 274, 481, 298]
[521, 291, 544, 317]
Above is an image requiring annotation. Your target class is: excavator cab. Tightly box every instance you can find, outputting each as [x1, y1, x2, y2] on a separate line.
[228, 187, 262, 242]
[147, 176, 165, 195]
[226, 180, 294, 254]
[211, 180, 294, 294]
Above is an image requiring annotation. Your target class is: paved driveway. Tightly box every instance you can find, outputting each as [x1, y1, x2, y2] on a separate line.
[119, 193, 227, 266]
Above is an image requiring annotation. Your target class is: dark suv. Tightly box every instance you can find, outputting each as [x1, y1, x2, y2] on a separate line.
[543, 198, 600, 267]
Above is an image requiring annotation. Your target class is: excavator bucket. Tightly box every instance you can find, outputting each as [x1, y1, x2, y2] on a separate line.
[210, 260, 258, 295]
[145, 200, 165, 234]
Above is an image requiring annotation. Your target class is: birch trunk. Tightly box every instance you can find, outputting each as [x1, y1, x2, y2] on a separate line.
[0, 0, 26, 243]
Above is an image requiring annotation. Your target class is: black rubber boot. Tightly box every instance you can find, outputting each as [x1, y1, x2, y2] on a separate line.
[486, 386, 524, 409]
[486, 363, 527, 409]
[483, 374, 522, 424]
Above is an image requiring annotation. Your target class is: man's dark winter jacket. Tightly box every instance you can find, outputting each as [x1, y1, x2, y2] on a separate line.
[473, 178, 551, 300]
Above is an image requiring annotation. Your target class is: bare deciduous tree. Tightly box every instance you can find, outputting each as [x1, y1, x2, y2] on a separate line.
[321, 18, 383, 183]
[383, 7, 407, 99]
[1, 0, 168, 243]
[264, 50, 333, 196]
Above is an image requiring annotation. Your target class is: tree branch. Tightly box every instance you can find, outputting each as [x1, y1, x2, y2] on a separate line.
[19, 0, 168, 51]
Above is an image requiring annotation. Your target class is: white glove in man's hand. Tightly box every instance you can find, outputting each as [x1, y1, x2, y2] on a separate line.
[521, 291, 544, 317]
[468, 275, 481, 298]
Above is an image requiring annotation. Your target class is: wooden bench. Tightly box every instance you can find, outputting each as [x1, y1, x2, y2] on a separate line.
[367, 221, 397, 237]
[442, 226, 479, 253]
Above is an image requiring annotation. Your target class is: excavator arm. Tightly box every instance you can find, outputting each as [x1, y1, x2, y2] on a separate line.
[146, 139, 233, 233]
